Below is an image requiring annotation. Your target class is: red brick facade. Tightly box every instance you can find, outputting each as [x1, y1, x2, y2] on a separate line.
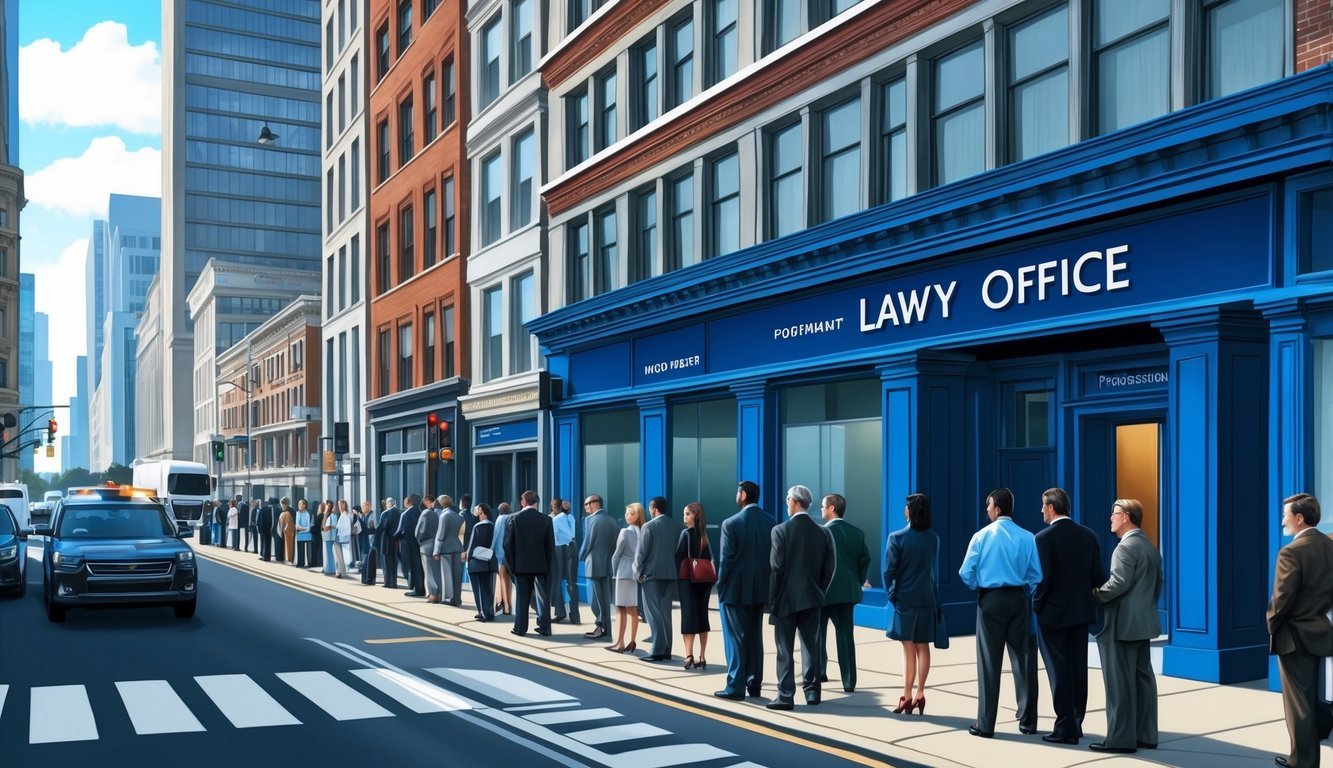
[1297, 0, 1333, 71]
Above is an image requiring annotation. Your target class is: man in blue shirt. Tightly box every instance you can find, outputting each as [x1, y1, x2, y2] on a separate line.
[959, 487, 1042, 739]
[549, 497, 580, 624]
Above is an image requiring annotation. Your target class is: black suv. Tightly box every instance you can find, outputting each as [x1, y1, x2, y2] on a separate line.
[0, 503, 25, 596]
[34, 486, 197, 622]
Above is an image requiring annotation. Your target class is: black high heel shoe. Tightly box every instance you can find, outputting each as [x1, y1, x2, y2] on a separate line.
[698, 657, 707, 670]
[620, 641, 636, 654]
[892, 696, 911, 714]
[683, 655, 696, 669]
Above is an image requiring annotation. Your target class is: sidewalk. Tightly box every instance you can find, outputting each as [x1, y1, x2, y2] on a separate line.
[194, 542, 1303, 768]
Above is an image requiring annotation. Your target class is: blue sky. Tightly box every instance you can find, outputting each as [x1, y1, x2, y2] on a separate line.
[18, 1, 162, 470]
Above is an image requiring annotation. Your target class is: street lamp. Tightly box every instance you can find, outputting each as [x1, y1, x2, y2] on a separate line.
[256, 123, 279, 145]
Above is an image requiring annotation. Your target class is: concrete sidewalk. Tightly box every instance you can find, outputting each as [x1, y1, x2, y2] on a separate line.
[194, 542, 1308, 768]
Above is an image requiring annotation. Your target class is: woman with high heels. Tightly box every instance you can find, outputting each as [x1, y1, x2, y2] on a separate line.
[675, 502, 714, 670]
[492, 504, 514, 614]
[884, 493, 941, 715]
[608, 503, 644, 652]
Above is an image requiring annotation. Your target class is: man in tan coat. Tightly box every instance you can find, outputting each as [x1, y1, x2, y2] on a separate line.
[1268, 492, 1333, 768]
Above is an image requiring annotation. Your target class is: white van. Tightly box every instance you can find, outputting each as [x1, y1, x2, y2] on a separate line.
[131, 460, 213, 522]
[0, 482, 30, 528]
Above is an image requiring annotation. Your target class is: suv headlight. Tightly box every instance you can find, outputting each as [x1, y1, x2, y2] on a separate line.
[176, 551, 194, 563]
[52, 552, 83, 569]
[0, 544, 15, 560]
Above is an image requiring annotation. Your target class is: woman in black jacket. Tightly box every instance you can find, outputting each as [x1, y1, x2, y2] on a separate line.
[465, 504, 498, 622]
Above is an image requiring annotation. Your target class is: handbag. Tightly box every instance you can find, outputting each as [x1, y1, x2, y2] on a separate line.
[933, 607, 950, 649]
[472, 546, 494, 562]
[678, 534, 717, 583]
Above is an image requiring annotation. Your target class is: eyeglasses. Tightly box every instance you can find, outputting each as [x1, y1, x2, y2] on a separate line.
[1110, 510, 1127, 517]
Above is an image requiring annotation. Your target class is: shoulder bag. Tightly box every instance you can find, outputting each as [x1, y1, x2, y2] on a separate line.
[678, 533, 717, 584]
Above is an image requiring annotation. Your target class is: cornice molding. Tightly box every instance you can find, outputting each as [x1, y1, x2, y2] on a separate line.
[542, 0, 675, 88]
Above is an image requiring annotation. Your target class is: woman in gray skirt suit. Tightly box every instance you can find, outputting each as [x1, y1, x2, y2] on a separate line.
[608, 503, 644, 652]
[883, 493, 940, 715]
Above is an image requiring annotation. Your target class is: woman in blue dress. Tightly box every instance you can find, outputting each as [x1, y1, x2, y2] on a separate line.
[883, 493, 940, 715]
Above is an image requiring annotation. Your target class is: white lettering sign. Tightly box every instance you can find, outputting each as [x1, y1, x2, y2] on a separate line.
[642, 355, 702, 377]
[982, 245, 1131, 310]
[774, 317, 845, 340]
[859, 281, 957, 332]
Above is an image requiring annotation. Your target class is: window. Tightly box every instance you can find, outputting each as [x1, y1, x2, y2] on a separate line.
[378, 329, 390, 396]
[351, 138, 361, 210]
[666, 172, 695, 272]
[569, 0, 590, 31]
[512, 0, 533, 82]
[399, 96, 414, 164]
[338, 153, 346, 221]
[377, 119, 390, 182]
[326, 169, 334, 230]
[595, 68, 617, 151]
[350, 235, 361, 303]
[511, 129, 536, 228]
[377, 24, 390, 81]
[511, 271, 537, 373]
[879, 78, 907, 203]
[443, 176, 456, 256]
[483, 286, 504, 381]
[423, 188, 437, 267]
[769, 122, 803, 239]
[351, 54, 359, 115]
[708, 0, 738, 86]
[326, 19, 334, 72]
[338, 244, 347, 309]
[1009, 6, 1069, 162]
[424, 72, 437, 142]
[1093, 0, 1169, 135]
[1301, 188, 1333, 274]
[631, 38, 659, 131]
[399, 205, 415, 282]
[821, 96, 862, 221]
[481, 152, 502, 246]
[631, 186, 657, 283]
[567, 88, 590, 167]
[442, 57, 456, 126]
[709, 150, 740, 258]
[398, 323, 413, 391]
[442, 305, 456, 378]
[424, 0, 440, 18]
[1205, 0, 1283, 99]
[933, 41, 984, 185]
[423, 310, 436, 384]
[337, 74, 346, 134]
[326, 93, 334, 148]
[667, 14, 695, 110]
[595, 207, 618, 294]
[763, 0, 800, 53]
[326, 253, 335, 318]
[376, 221, 390, 293]
[568, 219, 591, 302]
[481, 17, 502, 107]
[397, 0, 413, 55]
[1006, 386, 1052, 447]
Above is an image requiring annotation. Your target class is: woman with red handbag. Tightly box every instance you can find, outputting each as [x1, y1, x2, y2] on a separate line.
[675, 502, 716, 670]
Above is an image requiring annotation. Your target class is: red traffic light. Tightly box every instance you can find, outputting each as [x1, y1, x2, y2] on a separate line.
[426, 412, 439, 427]
[438, 420, 448, 432]
[48, 418, 57, 433]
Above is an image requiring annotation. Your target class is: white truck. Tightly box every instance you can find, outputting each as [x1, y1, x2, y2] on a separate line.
[131, 459, 213, 523]
[0, 482, 30, 528]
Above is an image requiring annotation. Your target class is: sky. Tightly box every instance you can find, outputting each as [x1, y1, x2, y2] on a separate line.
[18, 1, 162, 472]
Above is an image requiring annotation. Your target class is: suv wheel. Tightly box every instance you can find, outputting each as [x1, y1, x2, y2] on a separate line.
[46, 596, 65, 623]
[173, 598, 196, 619]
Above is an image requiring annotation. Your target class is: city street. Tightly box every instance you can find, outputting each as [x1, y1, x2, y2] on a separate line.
[0, 550, 886, 768]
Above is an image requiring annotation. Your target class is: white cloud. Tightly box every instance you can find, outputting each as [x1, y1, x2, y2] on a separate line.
[20, 21, 160, 135]
[32, 237, 88, 412]
[26, 136, 160, 218]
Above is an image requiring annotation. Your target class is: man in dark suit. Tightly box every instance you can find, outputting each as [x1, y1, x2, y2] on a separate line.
[579, 494, 619, 640]
[1033, 487, 1103, 745]
[379, 498, 401, 588]
[767, 485, 835, 710]
[256, 498, 273, 562]
[504, 490, 555, 637]
[714, 480, 777, 701]
[819, 493, 870, 693]
[1268, 493, 1333, 768]
[635, 496, 685, 660]
[1091, 498, 1163, 754]
[398, 494, 424, 597]
[268, 498, 285, 563]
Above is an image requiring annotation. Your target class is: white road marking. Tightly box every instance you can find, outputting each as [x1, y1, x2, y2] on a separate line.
[566, 722, 672, 745]
[30, 685, 98, 743]
[426, 667, 575, 705]
[603, 745, 739, 768]
[348, 668, 473, 713]
[277, 671, 394, 721]
[0, 684, 6, 721]
[116, 680, 206, 735]
[524, 707, 622, 725]
[506, 701, 582, 713]
[195, 674, 301, 728]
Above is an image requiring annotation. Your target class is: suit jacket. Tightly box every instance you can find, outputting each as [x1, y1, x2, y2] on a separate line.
[504, 506, 555, 575]
[718, 503, 777, 606]
[237, 503, 251, 527]
[434, 508, 465, 556]
[414, 505, 439, 547]
[611, 525, 640, 580]
[256, 504, 273, 535]
[578, 509, 619, 578]
[377, 506, 400, 552]
[1094, 529, 1163, 642]
[1267, 529, 1333, 656]
[634, 513, 685, 581]
[768, 512, 835, 619]
[1034, 517, 1104, 629]
[824, 518, 870, 606]
[397, 505, 421, 548]
[883, 526, 939, 608]
[466, 519, 497, 574]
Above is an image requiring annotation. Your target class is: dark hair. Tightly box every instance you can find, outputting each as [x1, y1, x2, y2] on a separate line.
[1286, 492, 1321, 527]
[521, 490, 539, 507]
[823, 493, 846, 518]
[906, 493, 932, 530]
[737, 480, 760, 505]
[685, 501, 710, 551]
[474, 503, 491, 520]
[1042, 487, 1070, 518]
[649, 496, 668, 515]
[459, 494, 471, 507]
[988, 488, 1014, 518]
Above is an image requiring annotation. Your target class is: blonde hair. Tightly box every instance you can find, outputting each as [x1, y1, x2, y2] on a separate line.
[624, 502, 646, 527]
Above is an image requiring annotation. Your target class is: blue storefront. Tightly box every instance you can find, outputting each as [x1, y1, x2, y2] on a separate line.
[529, 67, 1333, 685]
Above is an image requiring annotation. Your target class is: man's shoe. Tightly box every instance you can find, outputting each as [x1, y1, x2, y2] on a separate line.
[766, 700, 794, 711]
[746, 686, 762, 698]
[713, 690, 745, 701]
[968, 725, 993, 738]
[805, 696, 821, 706]
[1019, 725, 1039, 735]
[510, 629, 526, 637]
[817, 674, 829, 683]
[584, 628, 606, 639]
[1137, 742, 1157, 750]
[536, 629, 552, 636]
[1275, 757, 1290, 767]
[553, 616, 566, 624]
[843, 687, 855, 693]
[1042, 734, 1078, 745]
[1088, 743, 1136, 754]
[640, 654, 669, 662]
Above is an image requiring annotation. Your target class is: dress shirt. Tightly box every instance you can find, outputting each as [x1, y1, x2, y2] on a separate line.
[553, 512, 575, 547]
[959, 516, 1042, 593]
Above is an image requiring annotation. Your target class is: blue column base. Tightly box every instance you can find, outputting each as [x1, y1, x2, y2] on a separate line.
[1162, 642, 1268, 683]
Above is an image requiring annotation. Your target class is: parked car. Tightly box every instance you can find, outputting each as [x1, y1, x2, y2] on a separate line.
[0, 502, 27, 597]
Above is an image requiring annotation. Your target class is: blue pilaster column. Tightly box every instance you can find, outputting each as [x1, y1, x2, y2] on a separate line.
[1153, 307, 1269, 683]
[638, 396, 669, 503]
[553, 411, 581, 510]
[731, 381, 777, 516]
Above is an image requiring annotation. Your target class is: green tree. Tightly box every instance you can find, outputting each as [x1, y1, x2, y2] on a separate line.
[104, 463, 132, 485]
[18, 469, 48, 497]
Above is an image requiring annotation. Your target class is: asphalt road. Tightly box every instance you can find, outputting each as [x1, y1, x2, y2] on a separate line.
[0, 550, 883, 767]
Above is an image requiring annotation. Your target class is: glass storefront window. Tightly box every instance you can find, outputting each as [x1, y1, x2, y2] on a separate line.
[781, 379, 883, 586]
[1301, 188, 1333, 275]
[1006, 386, 1051, 448]
[380, 429, 402, 455]
[1317, 340, 1332, 531]
[584, 410, 640, 529]
[405, 427, 426, 453]
[671, 400, 738, 542]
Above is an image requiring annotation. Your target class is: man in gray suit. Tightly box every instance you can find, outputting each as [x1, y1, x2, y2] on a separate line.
[434, 495, 466, 607]
[415, 494, 442, 602]
[1090, 498, 1164, 754]
[767, 485, 835, 710]
[579, 494, 619, 639]
[635, 496, 685, 661]
[1268, 492, 1333, 768]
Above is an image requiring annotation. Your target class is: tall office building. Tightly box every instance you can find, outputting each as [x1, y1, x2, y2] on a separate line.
[142, 0, 322, 461]
[15, 272, 30, 472]
[63, 355, 88, 472]
[0, 0, 20, 481]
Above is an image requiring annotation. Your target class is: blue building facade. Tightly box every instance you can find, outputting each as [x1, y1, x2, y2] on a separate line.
[531, 67, 1333, 685]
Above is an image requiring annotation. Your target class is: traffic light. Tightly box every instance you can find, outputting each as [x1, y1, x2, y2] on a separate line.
[438, 417, 452, 461]
[211, 440, 225, 463]
[47, 418, 57, 445]
[333, 421, 349, 454]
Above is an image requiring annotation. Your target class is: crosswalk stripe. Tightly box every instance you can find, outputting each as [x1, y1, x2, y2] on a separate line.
[195, 674, 301, 729]
[276, 671, 394, 721]
[0, 684, 7, 721]
[524, 707, 621, 725]
[506, 701, 581, 713]
[30, 685, 98, 744]
[566, 722, 672, 745]
[116, 680, 206, 735]
[604, 745, 738, 768]
[348, 668, 472, 713]
[426, 667, 574, 705]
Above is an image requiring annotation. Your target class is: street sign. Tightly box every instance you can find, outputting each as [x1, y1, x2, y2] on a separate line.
[321, 450, 335, 473]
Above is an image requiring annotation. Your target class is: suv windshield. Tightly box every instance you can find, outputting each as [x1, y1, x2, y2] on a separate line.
[168, 473, 210, 495]
[0, 489, 23, 499]
[57, 502, 175, 539]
